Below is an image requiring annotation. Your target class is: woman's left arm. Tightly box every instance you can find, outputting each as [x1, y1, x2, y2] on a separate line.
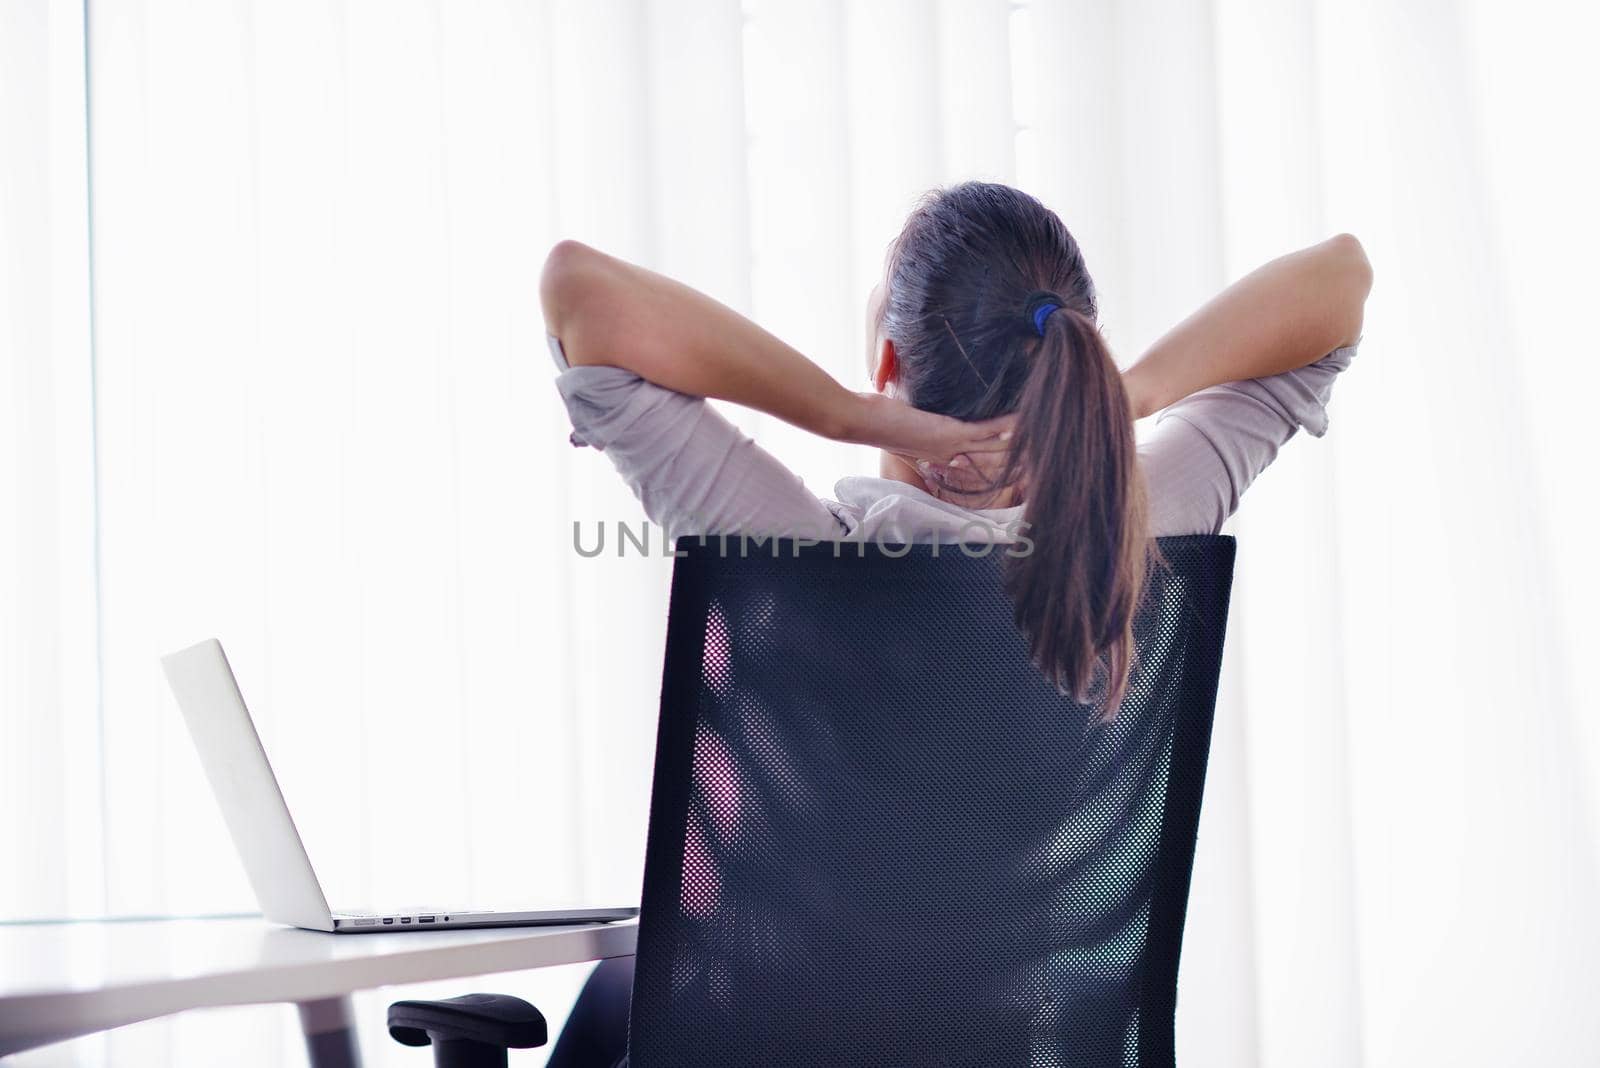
[1121, 233, 1373, 420]
[540, 241, 1009, 465]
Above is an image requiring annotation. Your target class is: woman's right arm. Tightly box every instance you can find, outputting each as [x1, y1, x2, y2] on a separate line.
[540, 240, 1008, 464]
[1121, 234, 1373, 420]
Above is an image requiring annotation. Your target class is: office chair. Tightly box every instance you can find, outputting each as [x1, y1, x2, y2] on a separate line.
[391, 535, 1235, 1067]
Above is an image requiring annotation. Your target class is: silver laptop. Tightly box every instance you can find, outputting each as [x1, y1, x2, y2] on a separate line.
[161, 638, 638, 933]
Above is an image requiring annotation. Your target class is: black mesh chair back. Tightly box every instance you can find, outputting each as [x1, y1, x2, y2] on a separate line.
[628, 535, 1236, 1067]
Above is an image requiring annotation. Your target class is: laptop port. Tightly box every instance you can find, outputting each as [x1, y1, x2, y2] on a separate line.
[382, 918, 394, 925]
[400, 917, 412, 924]
[420, 915, 436, 923]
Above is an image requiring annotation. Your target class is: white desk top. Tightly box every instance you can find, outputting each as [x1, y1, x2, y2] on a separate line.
[0, 915, 637, 1057]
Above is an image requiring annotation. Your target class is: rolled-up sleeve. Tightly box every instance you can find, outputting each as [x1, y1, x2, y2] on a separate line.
[549, 336, 846, 542]
[1139, 344, 1359, 535]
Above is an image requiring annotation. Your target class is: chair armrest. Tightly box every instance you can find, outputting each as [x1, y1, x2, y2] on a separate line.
[388, 992, 547, 1051]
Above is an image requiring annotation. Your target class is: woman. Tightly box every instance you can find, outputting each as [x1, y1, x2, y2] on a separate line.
[538, 181, 1371, 1066]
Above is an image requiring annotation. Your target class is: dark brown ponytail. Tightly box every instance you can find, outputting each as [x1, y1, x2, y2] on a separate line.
[880, 182, 1150, 713]
[1004, 300, 1148, 713]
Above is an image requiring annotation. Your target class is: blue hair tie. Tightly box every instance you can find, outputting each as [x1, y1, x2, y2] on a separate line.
[1031, 302, 1061, 336]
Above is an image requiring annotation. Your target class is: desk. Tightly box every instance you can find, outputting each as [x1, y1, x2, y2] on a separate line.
[0, 916, 637, 1066]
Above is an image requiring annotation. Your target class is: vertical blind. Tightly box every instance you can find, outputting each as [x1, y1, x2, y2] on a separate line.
[4, 0, 1598, 1064]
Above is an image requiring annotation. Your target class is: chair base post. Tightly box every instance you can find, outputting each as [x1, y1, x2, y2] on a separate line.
[431, 1037, 509, 1068]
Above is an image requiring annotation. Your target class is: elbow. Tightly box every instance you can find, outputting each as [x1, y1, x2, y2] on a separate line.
[1328, 232, 1374, 295]
[540, 239, 606, 339]
[1324, 232, 1373, 347]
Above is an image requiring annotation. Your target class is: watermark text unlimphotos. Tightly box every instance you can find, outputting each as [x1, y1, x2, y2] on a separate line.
[572, 519, 1036, 559]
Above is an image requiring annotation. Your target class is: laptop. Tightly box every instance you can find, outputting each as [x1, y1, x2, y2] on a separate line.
[161, 638, 638, 933]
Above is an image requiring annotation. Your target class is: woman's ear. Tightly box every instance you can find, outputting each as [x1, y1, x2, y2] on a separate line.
[872, 338, 899, 394]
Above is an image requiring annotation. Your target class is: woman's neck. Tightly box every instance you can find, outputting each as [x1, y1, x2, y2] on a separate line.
[877, 451, 1022, 510]
[879, 451, 928, 491]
